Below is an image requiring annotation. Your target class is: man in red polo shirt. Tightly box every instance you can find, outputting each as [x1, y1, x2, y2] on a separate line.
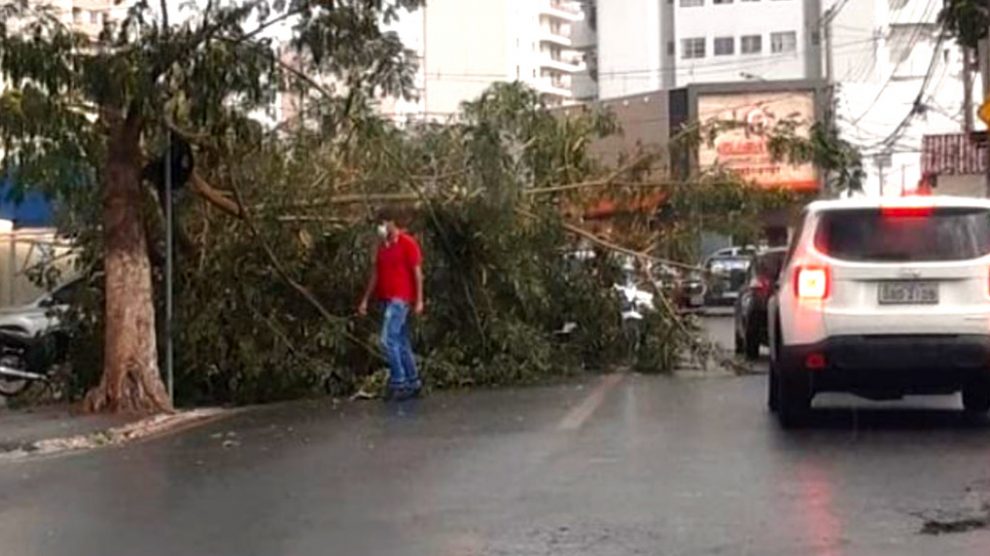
[358, 208, 424, 400]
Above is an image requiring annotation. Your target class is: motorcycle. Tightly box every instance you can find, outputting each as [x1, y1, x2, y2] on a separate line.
[0, 329, 60, 397]
[614, 277, 655, 353]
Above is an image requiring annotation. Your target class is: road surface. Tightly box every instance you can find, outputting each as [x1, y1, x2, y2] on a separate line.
[3, 313, 990, 555]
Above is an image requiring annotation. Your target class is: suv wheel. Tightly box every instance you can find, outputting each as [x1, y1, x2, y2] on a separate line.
[962, 381, 990, 414]
[775, 349, 812, 428]
[767, 359, 779, 412]
[744, 325, 760, 361]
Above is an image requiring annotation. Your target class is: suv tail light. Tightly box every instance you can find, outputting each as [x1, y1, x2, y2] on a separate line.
[880, 205, 933, 218]
[751, 275, 770, 291]
[795, 266, 830, 300]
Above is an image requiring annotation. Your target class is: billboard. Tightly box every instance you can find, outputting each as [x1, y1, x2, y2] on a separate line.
[697, 91, 819, 191]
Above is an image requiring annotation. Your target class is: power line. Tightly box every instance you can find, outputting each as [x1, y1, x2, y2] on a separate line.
[417, 37, 878, 86]
[849, 0, 940, 125]
[860, 30, 946, 152]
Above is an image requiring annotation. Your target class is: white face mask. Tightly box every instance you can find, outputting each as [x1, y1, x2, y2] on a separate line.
[376, 224, 389, 239]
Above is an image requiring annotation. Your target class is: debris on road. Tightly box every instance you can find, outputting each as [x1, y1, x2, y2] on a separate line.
[920, 513, 990, 535]
[0, 408, 231, 461]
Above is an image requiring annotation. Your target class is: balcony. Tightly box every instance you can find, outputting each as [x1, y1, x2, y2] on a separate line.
[538, 29, 573, 48]
[533, 78, 574, 99]
[541, 0, 582, 22]
[539, 51, 585, 74]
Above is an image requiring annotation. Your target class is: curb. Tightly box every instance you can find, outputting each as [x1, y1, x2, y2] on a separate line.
[0, 407, 234, 462]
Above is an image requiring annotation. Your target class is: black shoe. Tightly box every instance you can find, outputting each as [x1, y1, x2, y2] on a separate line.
[382, 386, 405, 402]
[394, 388, 418, 402]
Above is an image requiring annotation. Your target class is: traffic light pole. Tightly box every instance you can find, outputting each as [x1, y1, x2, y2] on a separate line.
[164, 133, 174, 404]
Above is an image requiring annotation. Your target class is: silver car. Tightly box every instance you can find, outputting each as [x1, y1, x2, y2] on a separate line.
[0, 279, 81, 337]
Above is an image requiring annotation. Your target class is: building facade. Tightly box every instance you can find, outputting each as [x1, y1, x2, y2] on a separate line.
[921, 133, 987, 197]
[594, 0, 823, 99]
[830, 0, 976, 196]
[380, 0, 597, 121]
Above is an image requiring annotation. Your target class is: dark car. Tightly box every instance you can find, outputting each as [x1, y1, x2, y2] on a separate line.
[733, 248, 786, 360]
[655, 264, 706, 311]
[703, 247, 755, 305]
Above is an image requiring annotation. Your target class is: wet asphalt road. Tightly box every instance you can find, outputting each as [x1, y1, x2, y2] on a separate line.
[5, 313, 990, 555]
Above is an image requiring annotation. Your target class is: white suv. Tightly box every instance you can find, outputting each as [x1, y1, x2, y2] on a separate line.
[768, 196, 990, 427]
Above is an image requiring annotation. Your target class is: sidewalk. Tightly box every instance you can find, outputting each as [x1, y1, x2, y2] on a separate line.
[0, 403, 232, 459]
[0, 404, 137, 452]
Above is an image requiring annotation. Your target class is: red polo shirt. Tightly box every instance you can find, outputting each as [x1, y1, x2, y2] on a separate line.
[375, 231, 422, 303]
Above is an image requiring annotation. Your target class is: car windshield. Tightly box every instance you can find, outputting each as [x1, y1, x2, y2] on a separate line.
[814, 207, 990, 262]
[709, 257, 750, 271]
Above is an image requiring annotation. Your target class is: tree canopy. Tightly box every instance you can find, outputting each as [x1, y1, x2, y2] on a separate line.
[0, 0, 425, 412]
[938, 0, 989, 49]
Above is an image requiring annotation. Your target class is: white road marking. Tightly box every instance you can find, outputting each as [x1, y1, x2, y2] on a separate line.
[557, 374, 624, 431]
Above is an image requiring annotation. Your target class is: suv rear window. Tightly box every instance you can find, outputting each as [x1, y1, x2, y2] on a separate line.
[814, 207, 990, 262]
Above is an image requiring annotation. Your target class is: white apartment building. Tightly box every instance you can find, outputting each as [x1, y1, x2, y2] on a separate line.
[19, 0, 130, 38]
[830, 0, 976, 196]
[380, 0, 596, 121]
[595, 0, 823, 99]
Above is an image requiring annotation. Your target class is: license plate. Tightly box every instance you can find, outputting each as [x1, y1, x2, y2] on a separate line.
[878, 281, 939, 305]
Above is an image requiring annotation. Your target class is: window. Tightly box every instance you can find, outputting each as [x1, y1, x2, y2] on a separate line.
[814, 208, 990, 262]
[714, 0, 733, 3]
[681, 38, 706, 59]
[714, 37, 735, 56]
[667, 41, 675, 56]
[72, 7, 84, 23]
[771, 31, 797, 53]
[680, 0, 704, 6]
[741, 35, 762, 54]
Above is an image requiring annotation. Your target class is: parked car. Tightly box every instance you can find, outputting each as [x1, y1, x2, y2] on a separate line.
[655, 264, 706, 311]
[703, 246, 756, 305]
[0, 278, 81, 337]
[768, 196, 990, 427]
[0, 279, 80, 397]
[733, 248, 787, 360]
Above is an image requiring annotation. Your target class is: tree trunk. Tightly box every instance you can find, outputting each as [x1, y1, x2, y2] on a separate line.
[84, 117, 173, 414]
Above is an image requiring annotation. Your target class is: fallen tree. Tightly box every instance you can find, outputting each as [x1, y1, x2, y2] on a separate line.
[46, 78, 798, 405]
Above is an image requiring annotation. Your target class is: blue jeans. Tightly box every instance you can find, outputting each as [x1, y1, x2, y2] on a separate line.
[381, 300, 421, 391]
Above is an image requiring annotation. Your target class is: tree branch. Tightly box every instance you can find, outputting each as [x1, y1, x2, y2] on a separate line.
[235, 7, 308, 45]
[215, 36, 336, 100]
[522, 152, 659, 195]
[226, 177, 384, 361]
[189, 170, 242, 218]
[515, 208, 703, 272]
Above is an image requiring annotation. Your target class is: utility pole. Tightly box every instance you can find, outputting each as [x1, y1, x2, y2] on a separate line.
[161, 0, 174, 405]
[822, 6, 835, 194]
[421, 6, 428, 119]
[824, 7, 834, 91]
[164, 133, 174, 404]
[981, 33, 990, 197]
[964, 46, 974, 134]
